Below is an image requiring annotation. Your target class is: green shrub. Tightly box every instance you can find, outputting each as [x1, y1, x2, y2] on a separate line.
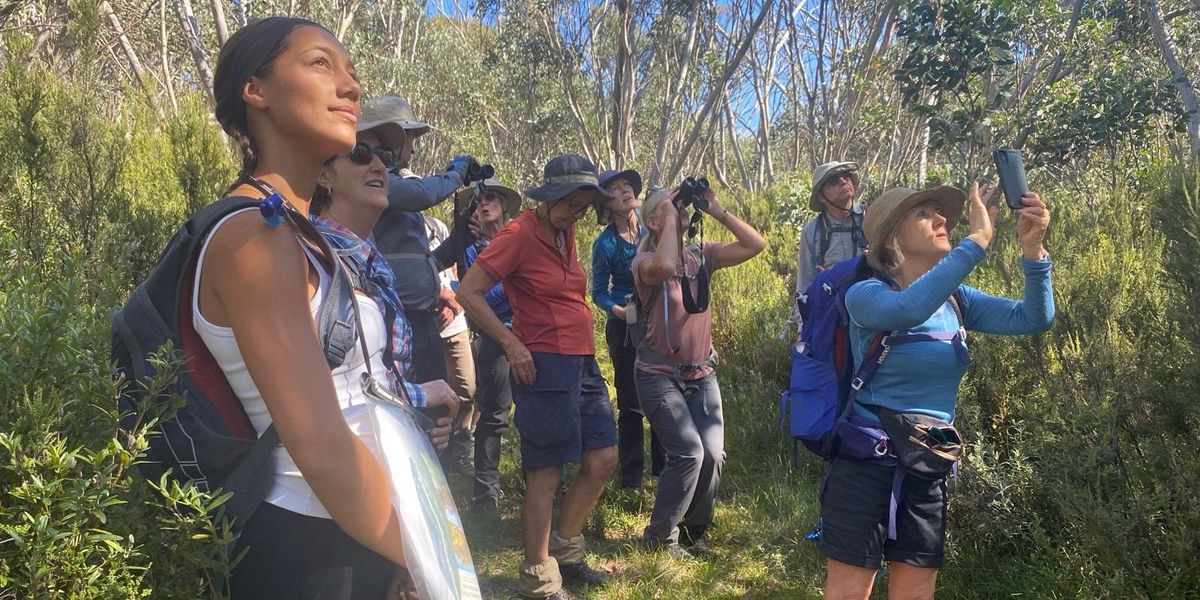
[943, 171, 1200, 598]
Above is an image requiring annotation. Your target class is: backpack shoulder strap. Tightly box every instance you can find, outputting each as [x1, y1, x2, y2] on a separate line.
[948, 288, 965, 328]
[813, 214, 830, 268]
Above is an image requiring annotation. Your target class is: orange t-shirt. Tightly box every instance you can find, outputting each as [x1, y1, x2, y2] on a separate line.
[475, 209, 595, 355]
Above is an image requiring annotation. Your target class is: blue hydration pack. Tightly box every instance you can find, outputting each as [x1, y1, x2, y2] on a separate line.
[780, 255, 964, 463]
[780, 256, 879, 460]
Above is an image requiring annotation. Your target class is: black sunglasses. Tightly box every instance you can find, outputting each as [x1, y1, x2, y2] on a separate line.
[347, 143, 398, 167]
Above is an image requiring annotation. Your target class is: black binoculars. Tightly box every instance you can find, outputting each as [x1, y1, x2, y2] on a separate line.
[674, 176, 710, 211]
[465, 161, 495, 186]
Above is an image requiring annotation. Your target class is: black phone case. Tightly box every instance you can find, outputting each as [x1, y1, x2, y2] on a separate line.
[993, 149, 1029, 209]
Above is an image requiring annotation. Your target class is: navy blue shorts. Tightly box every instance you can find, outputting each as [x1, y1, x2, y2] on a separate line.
[819, 456, 948, 569]
[511, 352, 617, 471]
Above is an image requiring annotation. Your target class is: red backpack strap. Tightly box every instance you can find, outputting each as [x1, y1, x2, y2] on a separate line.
[178, 258, 256, 439]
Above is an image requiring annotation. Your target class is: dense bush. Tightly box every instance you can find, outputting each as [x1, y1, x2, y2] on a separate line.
[0, 67, 237, 599]
[942, 169, 1200, 598]
[2, 61, 1200, 599]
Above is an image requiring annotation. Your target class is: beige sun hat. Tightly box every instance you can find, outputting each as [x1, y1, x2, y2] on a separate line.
[455, 178, 522, 217]
[810, 161, 860, 210]
[863, 186, 967, 271]
[357, 96, 430, 150]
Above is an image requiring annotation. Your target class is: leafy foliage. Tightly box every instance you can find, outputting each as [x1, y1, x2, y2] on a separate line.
[3, 2, 1200, 597]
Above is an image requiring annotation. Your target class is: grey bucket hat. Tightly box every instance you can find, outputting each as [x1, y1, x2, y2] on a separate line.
[524, 154, 613, 202]
[358, 96, 430, 150]
[456, 178, 523, 217]
[810, 161, 860, 211]
[863, 185, 967, 272]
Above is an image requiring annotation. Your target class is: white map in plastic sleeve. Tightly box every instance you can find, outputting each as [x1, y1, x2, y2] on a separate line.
[367, 400, 482, 600]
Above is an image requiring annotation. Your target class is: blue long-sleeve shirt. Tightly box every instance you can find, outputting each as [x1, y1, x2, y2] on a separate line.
[370, 169, 465, 311]
[590, 224, 639, 319]
[845, 238, 1054, 424]
[462, 239, 512, 324]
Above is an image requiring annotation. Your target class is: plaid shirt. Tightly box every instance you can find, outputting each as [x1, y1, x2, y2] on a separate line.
[310, 215, 427, 407]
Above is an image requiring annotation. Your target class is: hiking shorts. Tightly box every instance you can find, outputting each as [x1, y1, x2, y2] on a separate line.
[819, 456, 948, 569]
[511, 352, 617, 471]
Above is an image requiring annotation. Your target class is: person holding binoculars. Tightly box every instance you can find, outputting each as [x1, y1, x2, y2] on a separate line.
[632, 183, 766, 559]
[364, 96, 478, 394]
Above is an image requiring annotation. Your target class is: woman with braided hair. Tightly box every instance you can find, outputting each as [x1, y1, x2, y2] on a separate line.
[194, 17, 455, 598]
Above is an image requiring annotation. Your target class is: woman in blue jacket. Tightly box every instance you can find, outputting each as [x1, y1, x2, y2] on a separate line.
[821, 183, 1053, 600]
[591, 169, 664, 490]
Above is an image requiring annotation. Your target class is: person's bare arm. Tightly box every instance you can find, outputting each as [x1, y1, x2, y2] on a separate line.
[637, 189, 682, 287]
[205, 213, 406, 567]
[703, 191, 767, 269]
[458, 264, 536, 385]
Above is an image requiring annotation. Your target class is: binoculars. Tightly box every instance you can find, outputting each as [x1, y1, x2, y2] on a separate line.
[674, 176, 710, 211]
[465, 161, 495, 186]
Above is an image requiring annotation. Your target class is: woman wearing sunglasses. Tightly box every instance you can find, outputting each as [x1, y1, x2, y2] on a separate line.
[309, 131, 459, 449]
[191, 17, 448, 598]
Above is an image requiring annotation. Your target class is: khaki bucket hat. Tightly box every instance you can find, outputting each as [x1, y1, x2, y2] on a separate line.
[358, 96, 430, 150]
[456, 178, 523, 217]
[863, 185, 967, 271]
[810, 161, 860, 211]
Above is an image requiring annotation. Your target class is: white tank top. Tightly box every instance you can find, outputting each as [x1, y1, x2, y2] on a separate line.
[192, 208, 390, 518]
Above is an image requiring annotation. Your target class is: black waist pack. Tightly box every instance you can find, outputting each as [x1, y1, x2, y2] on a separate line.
[874, 407, 962, 479]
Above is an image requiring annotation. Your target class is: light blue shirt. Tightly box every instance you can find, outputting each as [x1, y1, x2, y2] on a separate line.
[845, 238, 1054, 423]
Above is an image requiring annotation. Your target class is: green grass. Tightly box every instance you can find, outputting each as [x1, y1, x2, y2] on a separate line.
[450, 366, 830, 599]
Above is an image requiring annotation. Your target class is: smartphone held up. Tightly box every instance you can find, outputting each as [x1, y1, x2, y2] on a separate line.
[992, 149, 1029, 210]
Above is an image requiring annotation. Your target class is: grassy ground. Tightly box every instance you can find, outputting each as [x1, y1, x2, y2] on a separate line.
[448, 365, 833, 600]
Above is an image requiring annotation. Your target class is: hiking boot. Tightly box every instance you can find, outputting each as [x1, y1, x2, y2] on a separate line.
[471, 498, 499, 518]
[558, 561, 610, 586]
[451, 456, 474, 477]
[682, 539, 712, 557]
[665, 543, 695, 560]
[535, 588, 584, 600]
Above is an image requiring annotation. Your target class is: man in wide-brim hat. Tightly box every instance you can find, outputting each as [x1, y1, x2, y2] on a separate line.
[795, 161, 869, 297]
[458, 154, 616, 600]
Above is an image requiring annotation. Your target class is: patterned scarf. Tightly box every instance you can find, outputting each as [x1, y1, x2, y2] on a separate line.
[309, 214, 427, 407]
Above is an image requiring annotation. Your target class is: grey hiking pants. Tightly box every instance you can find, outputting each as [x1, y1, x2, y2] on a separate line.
[636, 370, 726, 545]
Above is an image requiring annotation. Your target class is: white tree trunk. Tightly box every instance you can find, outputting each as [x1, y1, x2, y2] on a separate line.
[665, 0, 777, 183]
[648, 0, 701, 186]
[173, 0, 216, 107]
[209, 0, 230, 45]
[1147, 0, 1200, 154]
[100, 0, 154, 99]
[161, 0, 179, 112]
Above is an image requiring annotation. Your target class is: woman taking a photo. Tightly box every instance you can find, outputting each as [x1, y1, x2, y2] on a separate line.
[820, 184, 1053, 600]
[591, 168, 664, 491]
[197, 17, 453, 598]
[633, 187, 766, 559]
